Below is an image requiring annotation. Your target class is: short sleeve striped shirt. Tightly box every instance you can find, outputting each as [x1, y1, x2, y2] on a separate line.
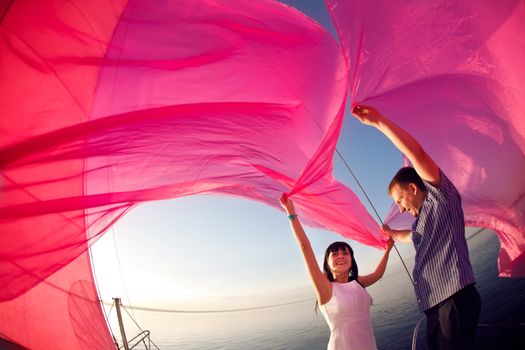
[411, 170, 475, 312]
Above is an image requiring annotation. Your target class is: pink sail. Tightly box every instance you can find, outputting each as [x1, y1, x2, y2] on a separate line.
[326, 0, 525, 276]
[0, 0, 384, 348]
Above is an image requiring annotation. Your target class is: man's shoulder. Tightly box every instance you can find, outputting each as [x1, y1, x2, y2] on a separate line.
[424, 169, 460, 201]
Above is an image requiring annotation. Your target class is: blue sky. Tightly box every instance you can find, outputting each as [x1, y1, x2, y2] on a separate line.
[90, 0, 413, 311]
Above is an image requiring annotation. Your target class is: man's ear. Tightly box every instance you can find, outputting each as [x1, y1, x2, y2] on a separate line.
[408, 182, 418, 195]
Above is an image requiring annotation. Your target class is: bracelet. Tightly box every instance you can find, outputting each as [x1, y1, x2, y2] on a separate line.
[288, 214, 298, 220]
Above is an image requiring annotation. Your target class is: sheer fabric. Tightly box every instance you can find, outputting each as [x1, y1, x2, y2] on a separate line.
[1, 0, 524, 348]
[0, 0, 381, 348]
[326, 0, 525, 277]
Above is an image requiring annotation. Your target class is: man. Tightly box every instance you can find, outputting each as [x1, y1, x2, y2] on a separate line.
[352, 105, 481, 349]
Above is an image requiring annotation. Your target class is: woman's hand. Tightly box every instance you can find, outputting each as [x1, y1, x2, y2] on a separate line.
[386, 237, 394, 251]
[279, 193, 295, 215]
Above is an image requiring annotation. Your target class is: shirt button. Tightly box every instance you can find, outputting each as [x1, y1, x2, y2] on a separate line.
[414, 281, 417, 285]
[417, 299, 421, 303]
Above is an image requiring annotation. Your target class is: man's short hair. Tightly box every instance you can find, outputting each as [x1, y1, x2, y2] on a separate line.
[388, 167, 426, 195]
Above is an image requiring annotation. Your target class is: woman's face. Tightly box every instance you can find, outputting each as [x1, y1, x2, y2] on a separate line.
[327, 247, 352, 275]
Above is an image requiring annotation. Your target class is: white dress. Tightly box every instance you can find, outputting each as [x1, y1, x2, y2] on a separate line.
[319, 281, 377, 350]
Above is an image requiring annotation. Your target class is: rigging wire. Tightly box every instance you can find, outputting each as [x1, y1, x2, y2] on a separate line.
[334, 148, 414, 285]
[252, 35, 415, 285]
[111, 224, 138, 320]
[88, 233, 119, 345]
[110, 298, 314, 314]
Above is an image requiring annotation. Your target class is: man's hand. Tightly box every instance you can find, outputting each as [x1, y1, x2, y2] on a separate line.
[382, 224, 412, 243]
[351, 105, 384, 126]
[382, 224, 394, 238]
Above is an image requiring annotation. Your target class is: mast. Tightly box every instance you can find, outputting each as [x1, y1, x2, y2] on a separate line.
[114, 298, 130, 350]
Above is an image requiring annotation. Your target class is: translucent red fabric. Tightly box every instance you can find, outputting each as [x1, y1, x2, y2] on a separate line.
[1, 0, 127, 348]
[326, 0, 525, 277]
[0, 0, 382, 348]
[1, 0, 524, 348]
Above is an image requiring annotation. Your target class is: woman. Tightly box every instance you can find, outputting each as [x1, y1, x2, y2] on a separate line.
[280, 194, 393, 350]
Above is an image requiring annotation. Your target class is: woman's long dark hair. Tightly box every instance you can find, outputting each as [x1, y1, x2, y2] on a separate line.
[323, 241, 360, 284]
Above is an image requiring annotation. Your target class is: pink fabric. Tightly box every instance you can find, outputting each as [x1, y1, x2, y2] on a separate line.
[4, 0, 523, 347]
[326, 0, 525, 276]
[1, 0, 127, 348]
[0, 0, 384, 348]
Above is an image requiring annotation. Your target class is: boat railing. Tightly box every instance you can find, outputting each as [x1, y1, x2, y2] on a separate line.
[121, 330, 153, 350]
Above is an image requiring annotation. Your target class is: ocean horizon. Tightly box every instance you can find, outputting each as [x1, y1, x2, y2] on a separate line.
[111, 230, 525, 349]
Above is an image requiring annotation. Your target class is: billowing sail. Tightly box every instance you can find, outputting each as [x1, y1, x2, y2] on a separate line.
[0, 0, 383, 348]
[2, 0, 524, 348]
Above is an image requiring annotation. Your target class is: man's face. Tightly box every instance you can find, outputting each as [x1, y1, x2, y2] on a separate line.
[390, 183, 423, 217]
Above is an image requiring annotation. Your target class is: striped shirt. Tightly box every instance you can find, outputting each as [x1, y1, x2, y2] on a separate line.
[411, 170, 476, 312]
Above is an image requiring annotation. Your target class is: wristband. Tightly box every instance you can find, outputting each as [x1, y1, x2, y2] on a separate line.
[288, 214, 298, 220]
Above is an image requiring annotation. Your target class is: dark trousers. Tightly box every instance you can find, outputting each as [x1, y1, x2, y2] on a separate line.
[424, 284, 481, 350]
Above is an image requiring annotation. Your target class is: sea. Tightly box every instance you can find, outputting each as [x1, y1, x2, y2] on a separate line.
[118, 230, 525, 350]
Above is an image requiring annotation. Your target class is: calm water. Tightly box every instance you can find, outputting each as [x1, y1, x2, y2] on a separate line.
[118, 231, 525, 349]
